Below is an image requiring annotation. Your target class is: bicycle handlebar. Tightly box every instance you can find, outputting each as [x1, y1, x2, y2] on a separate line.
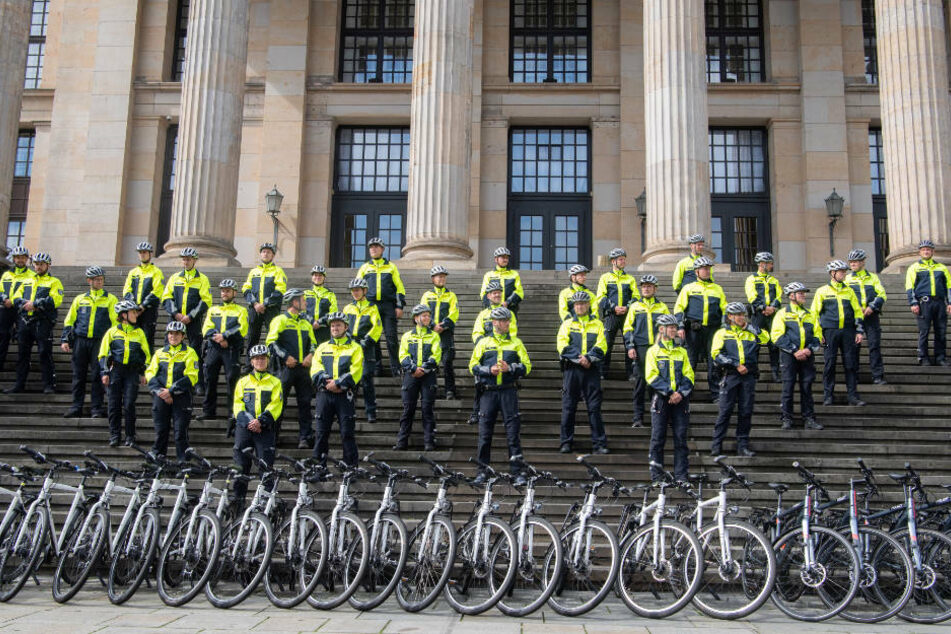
[855, 457, 878, 494]
[20, 445, 71, 469]
[792, 461, 829, 496]
[714, 455, 754, 488]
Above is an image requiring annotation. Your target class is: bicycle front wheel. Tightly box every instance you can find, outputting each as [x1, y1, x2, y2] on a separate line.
[693, 519, 776, 620]
[156, 510, 221, 607]
[894, 527, 951, 624]
[396, 515, 456, 613]
[52, 507, 109, 603]
[308, 510, 368, 610]
[547, 519, 620, 617]
[494, 515, 563, 617]
[205, 511, 274, 608]
[264, 510, 327, 609]
[830, 525, 913, 624]
[348, 512, 407, 611]
[108, 507, 160, 605]
[0, 507, 47, 602]
[770, 524, 860, 622]
[444, 515, 517, 615]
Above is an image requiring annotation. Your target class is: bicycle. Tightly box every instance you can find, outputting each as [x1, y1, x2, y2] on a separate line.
[492, 457, 565, 617]
[684, 456, 776, 620]
[395, 456, 459, 612]
[545, 455, 620, 617]
[263, 454, 329, 609]
[443, 459, 518, 615]
[614, 461, 703, 618]
[0, 462, 41, 595]
[0, 446, 91, 602]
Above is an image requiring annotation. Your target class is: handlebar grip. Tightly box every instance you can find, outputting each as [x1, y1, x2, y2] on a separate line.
[20, 445, 46, 464]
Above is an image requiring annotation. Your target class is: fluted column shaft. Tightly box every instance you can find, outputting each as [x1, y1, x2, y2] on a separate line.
[641, 0, 710, 267]
[163, 0, 249, 265]
[877, 0, 951, 270]
[403, 0, 475, 262]
[0, 0, 32, 255]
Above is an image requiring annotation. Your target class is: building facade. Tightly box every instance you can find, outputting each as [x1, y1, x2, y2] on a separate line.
[1, 0, 949, 272]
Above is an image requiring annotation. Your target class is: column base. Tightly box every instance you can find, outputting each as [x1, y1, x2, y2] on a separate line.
[156, 236, 241, 268]
[638, 243, 687, 270]
[883, 245, 951, 274]
[399, 237, 476, 269]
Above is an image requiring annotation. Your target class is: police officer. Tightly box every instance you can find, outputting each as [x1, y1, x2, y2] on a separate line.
[468, 280, 518, 425]
[558, 265, 597, 321]
[420, 265, 458, 399]
[745, 252, 782, 381]
[122, 241, 164, 351]
[198, 279, 248, 423]
[905, 239, 951, 366]
[242, 242, 287, 358]
[266, 288, 317, 448]
[145, 321, 199, 461]
[811, 260, 865, 407]
[623, 275, 671, 427]
[393, 304, 442, 451]
[468, 306, 531, 485]
[8, 252, 62, 394]
[357, 237, 406, 377]
[98, 300, 151, 446]
[342, 277, 382, 423]
[311, 312, 365, 466]
[674, 256, 727, 401]
[846, 249, 887, 384]
[480, 247, 524, 315]
[161, 247, 211, 391]
[61, 266, 118, 418]
[672, 234, 712, 292]
[771, 282, 821, 430]
[231, 344, 282, 505]
[645, 314, 694, 483]
[710, 302, 769, 457]
[596, 248, 639, 379]
[0, 246, 34, 372]
[304, 265, 338, 346]
[557, 292, 609, 454]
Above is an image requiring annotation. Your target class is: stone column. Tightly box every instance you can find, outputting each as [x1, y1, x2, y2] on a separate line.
[0, 0, 32, 256]
[876, 0, 951, 269]
[402, 0, 475, 264]
[161, 0, 249, 266]
[640, 0, 710, 268]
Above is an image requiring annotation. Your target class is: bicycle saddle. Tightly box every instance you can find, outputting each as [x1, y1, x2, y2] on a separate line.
[688, 473, 709, 483]
[767, 482, 789, 494]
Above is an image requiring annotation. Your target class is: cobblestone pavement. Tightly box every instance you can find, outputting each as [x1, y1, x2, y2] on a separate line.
[0, 583, 947, 634]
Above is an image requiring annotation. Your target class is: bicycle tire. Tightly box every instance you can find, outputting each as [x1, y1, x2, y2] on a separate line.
[770, 524, 860, 621]
[52, 507, 109, 603]
[108, 507, 160, 605]
[495, 515, 563, 617]
[444, 515, 517, 615]
[547, 519, 619, 617]
[617, 519, 703, 618]
[205, 511, 274, 608]
[348, 512, 407, 611]
[264, 510, 328, 609]
[307, 510, 368, 610]
[0, 507, 48, 602]
[693, 519, 776, 620]
[396, 515, 456, 613]
[156, 509, 221, 607]
[893, 527, 951, 624]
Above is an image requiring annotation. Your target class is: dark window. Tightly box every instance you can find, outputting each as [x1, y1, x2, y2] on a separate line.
[862, 0, 878, 84]
[14, 132, 35, 178]
[170, 0, 190, 81]
[7, 131, 35, 251]
[869, 128, 885, 196]
[511, 0, 590, 84]
[705, 0, 764, 83]
[339, 0, 414, 83]
[870, 128, 888, 270]
[709, 127, 771, 271]
[24, 0, 50, 89]
[331, 126, 409, 267]
[507, 127, 591, 270]
[156, 125, 179, 257]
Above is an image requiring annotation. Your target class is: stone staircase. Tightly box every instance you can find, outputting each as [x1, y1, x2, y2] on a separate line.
[1, 266, 949, 524]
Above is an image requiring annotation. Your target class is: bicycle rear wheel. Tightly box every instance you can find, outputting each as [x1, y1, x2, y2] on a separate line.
[108, 507, 160, 605]
[348, 512, 407, 611]
[444, 516, 517, 615]
[52, 508, 109, 603]
[396, 515, 456, 613]
[770, 525, 860, 621]
[693, 519, 776, 620]
[894, 527, 951, 624]
[307, 511, 368, 610]
[494, 515, 563, 617]
[205, 511, 274, 608]
[547, 519, 619, 617]
[264, 510, 327, 609]
[0, 507, 47, 602]
[617, 519, 703, 618]
[156, 510, 221, 607]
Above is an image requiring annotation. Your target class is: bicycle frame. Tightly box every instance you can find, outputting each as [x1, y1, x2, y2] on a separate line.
[231, 472, 280, 561]
[327, 473, 357, 560]
[567, 481, 606, 568]
[368, 474, 398, 555]
[419, 478, 453, 559]
[691, 480, 734, 565]
[76, 475, 139, 558]
[14, 469, 86, 559]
